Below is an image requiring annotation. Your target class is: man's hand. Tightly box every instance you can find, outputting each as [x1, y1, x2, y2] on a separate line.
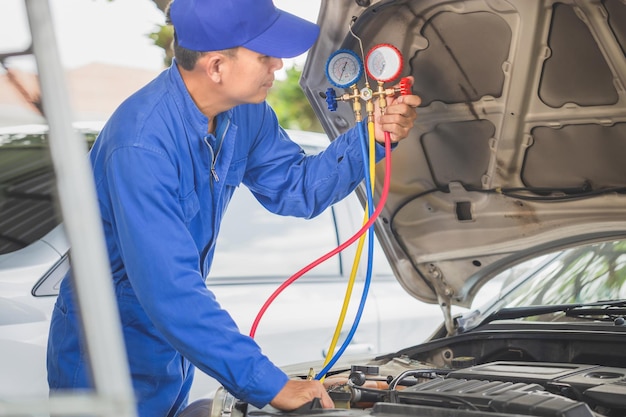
[270, 379, 334, 411]
[374, 76, 421, 144]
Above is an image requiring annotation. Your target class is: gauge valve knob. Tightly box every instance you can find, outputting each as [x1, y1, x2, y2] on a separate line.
[325, 88, 338, 111]
[399, 77, 413, 96]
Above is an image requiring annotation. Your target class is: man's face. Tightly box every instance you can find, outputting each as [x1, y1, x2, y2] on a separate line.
[221, 47, 284, 105]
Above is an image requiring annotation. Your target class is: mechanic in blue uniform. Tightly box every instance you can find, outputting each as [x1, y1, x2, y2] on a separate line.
[46, 0, 421, 416]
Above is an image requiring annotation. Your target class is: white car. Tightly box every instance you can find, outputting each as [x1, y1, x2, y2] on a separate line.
[5, 0, 626, 416]
[185, 0, 626, 416]
[0, 125, 457, 401]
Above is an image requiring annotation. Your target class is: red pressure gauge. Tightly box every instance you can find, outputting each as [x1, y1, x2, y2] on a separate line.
[365, 43, 403, 83]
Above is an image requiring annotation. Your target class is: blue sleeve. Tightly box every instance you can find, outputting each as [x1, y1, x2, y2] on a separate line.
[243, 110, 386, 218]
[103, 145, 288, 408]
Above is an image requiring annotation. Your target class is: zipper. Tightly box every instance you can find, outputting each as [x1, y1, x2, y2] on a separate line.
[203, 136, 218, 182]
[203, 118, 231, 183]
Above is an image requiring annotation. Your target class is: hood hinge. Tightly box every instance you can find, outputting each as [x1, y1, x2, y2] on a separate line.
[428, 264, 456, 336]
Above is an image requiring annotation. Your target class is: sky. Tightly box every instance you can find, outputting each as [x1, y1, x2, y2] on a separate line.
[0, 0, 321, 74]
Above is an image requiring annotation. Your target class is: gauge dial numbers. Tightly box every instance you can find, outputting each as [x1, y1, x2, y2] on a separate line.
[365, 43, 403, 83]
[325, 49, 364, 89]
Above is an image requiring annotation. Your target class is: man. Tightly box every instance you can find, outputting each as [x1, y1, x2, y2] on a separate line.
[46, 0, 421, 416]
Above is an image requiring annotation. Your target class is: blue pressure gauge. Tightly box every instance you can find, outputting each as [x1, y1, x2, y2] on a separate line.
[325, 49, 363, 89]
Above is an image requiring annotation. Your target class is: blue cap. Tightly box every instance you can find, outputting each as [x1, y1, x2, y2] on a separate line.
[169, 0, 320, 58]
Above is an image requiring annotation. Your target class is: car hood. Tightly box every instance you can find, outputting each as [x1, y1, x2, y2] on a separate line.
[301, 0, 626, 310]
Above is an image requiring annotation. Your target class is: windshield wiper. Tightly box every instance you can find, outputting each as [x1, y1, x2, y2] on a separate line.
[480, 299, 626, 326]
[566, 303, 626, 322]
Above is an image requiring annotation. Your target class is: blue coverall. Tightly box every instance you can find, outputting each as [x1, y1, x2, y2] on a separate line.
[47, 60, 388, 417]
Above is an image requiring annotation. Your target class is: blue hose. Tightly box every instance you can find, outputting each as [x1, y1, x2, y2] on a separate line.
[315, 120, 375, 379]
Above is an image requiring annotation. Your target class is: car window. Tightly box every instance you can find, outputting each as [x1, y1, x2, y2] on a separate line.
[209, 186, 340, 279]
[0, 128, 97, 256]
[492, 239, 626, 320]
[0, 130, 58, 255]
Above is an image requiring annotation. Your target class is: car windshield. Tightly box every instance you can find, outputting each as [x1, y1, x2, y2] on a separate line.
[479, 239, 626, 324]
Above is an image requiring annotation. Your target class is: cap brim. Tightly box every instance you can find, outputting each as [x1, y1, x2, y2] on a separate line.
[242, 10, 320, 58]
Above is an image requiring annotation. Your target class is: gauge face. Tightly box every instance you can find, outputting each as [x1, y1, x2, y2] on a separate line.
[365, 43, 403, 82]
[325, 49, 363, 88]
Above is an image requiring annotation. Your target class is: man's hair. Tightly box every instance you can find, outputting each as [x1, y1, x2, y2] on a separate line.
[165, 1, 205, 70]
[165, 1, 238, 71]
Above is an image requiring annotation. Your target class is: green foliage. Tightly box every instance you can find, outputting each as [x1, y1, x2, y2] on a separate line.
[267, 66, 323, 133]
[148, 24, 174, 68]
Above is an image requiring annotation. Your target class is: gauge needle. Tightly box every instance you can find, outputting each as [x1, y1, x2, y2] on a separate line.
[339, 62, 347, 80]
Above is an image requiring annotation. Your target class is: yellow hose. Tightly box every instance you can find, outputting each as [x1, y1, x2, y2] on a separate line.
[320, 121, 377, 382]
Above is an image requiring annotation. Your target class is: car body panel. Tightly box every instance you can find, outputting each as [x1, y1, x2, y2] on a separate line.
[301, 0, 626, 309]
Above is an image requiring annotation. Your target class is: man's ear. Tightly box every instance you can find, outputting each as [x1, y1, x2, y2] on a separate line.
[203, 53, 226, 83]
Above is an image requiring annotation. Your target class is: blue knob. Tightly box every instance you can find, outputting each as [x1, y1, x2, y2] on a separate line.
[325, 88, 338, 111]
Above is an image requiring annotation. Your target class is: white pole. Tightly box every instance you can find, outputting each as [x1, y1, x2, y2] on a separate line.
[23, 1, 137, 416]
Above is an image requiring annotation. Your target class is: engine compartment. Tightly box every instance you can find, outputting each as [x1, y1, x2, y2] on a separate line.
[197, 327, 626, 417]
[321, 361, 626, 417]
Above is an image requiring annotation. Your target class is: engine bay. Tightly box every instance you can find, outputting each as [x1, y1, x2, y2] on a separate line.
[197, 328, 626, 417]
[319, 360, 626, 417]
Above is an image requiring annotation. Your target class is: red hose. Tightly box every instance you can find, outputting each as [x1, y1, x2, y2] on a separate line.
[249, 131, 392, 338]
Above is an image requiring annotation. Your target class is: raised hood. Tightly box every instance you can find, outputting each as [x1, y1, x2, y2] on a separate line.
[301, 0, 626, 311]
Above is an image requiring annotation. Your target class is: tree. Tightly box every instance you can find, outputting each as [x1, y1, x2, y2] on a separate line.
[267, 66, 323, 132]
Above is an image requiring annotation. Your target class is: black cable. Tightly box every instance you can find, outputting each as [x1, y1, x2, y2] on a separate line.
[388, 369, 451, 390]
